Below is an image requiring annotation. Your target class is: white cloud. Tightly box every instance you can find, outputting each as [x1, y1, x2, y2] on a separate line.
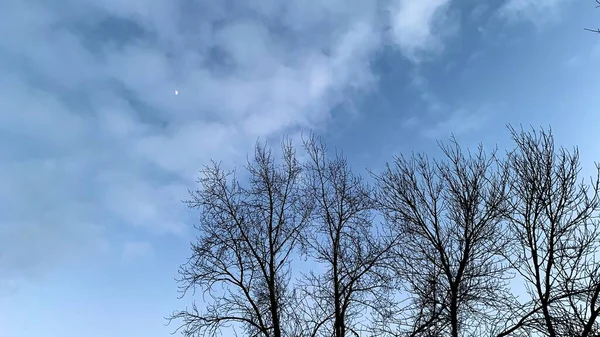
[388, 0, 456, 62]
[122, 241, 154, 263]
[0, 0, 382, 283]
[0, 0, 459, 285]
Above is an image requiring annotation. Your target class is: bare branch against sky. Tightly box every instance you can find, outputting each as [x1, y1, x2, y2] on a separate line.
[170, 128, 600, 337]
[168, 140, 309, 337]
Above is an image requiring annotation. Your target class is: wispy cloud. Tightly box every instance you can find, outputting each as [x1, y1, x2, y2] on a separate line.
[401, 70, 492, 140]
[421, 107, 491, 139]
[0, 0, 461, 284]
[401, 103, 491, 140]
[498, 0, 570, 26]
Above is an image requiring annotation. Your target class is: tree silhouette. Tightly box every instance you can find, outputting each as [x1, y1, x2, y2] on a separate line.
[168, 141, 310, 337]
[504, 126, 600, 337]
[373, 139, 516, 337]
[169, 126, 600, 337]
[295, 134, 395, 337]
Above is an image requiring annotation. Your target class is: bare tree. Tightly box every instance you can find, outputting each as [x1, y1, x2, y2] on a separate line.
[167, 127, 600, 337]
[373, 139, 516, 337]
[504, 126, 600, 337]
[295, 135, 395, 337]
[168, 140, 310, 337]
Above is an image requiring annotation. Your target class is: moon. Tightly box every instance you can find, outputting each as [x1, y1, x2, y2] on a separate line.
[174, 89, 179, 96]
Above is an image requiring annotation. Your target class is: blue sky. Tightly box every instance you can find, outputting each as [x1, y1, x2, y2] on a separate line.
[1, 0, 600, 336]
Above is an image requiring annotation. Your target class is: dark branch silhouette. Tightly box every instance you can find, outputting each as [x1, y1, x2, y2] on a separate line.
[296, 134, 395, 337]
[504, 126, 600, 337]
[373, 138, 517, 337]
[168, 140, 310, 337]
[168, 126, 600, 337]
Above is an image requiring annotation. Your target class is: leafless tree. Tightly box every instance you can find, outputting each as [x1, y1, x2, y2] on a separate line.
[295, 134, 395, 337]
[373, 139, 517, 337]
[168, 140, 311, 337]
[504, 126, 600, 337]
[167, 127, 600, 337]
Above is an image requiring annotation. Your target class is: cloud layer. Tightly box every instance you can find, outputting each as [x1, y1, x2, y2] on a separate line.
[0, 0, 471, 284]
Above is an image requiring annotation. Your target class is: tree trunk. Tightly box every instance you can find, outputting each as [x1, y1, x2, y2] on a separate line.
[450, 289, 459, 337]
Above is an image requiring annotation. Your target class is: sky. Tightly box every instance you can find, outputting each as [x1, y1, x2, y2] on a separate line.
[1, 0, 600, 336]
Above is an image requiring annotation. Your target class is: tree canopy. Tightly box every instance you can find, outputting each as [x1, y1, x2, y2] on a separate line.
[170, 126, 600, 337]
